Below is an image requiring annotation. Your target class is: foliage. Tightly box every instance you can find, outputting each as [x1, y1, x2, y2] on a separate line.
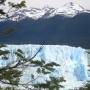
[30, 59, 60, 74]
[0, 50, 9, 56]
[0, 44, 6, 48]
[0, 45, 65, 89]
[0, 0, 6, 4]
[79, 81, 90, 90]
[33, 77, 66, 90]
[8, 1, 26, 9]
[0, 0, 65, 89]
[0, 69, 21, 86]
[0, 87, 15, 90]
[0, 0, 26, 17]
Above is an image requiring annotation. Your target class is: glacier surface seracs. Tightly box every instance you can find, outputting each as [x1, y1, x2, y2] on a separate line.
[0, 44, 89, 89]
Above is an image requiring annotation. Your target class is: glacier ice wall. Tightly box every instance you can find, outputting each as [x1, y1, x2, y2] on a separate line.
[0, 44, 88, 89]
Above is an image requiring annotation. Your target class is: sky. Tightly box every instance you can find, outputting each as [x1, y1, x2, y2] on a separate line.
[9, 0, 90, 9]
[24, 0, 90, 9]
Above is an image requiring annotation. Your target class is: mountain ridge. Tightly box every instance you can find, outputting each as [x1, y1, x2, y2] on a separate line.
[1, 2, 90, 21]
[0, 12, 90, 49]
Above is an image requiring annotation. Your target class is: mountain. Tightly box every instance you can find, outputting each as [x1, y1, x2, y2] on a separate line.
[0, 2, 90, 49]
[0, 2, 90, 89]
[1, 2, 89, 21]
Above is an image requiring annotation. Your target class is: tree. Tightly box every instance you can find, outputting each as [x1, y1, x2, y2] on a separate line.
[0, 44, 66, 90]
[0, 0, 26, 18]
[0, 1, 66, 90]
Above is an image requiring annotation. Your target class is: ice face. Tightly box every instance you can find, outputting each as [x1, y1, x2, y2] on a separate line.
[0, 44, 88, 89]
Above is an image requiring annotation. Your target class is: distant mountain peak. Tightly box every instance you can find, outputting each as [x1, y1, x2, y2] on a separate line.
[54, 2, 85, 17]
[1, 2, 89, 21]
[64, 2, 85, 11]
[64, 2, 79, 7]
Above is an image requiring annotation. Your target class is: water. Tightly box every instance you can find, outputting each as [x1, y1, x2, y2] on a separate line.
[0, 44, 89, 89]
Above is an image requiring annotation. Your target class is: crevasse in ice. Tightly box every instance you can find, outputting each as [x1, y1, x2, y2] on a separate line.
[0, 44, 88, 89]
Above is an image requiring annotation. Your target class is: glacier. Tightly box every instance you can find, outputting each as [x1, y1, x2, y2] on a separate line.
[0, 44, 89, 89]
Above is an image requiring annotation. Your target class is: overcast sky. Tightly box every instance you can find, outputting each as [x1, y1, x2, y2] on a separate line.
[11, 0, 90, 9]
[23, 0, 89, 9]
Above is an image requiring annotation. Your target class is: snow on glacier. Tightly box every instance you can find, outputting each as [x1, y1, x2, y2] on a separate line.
[0, 44, 88, 89]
